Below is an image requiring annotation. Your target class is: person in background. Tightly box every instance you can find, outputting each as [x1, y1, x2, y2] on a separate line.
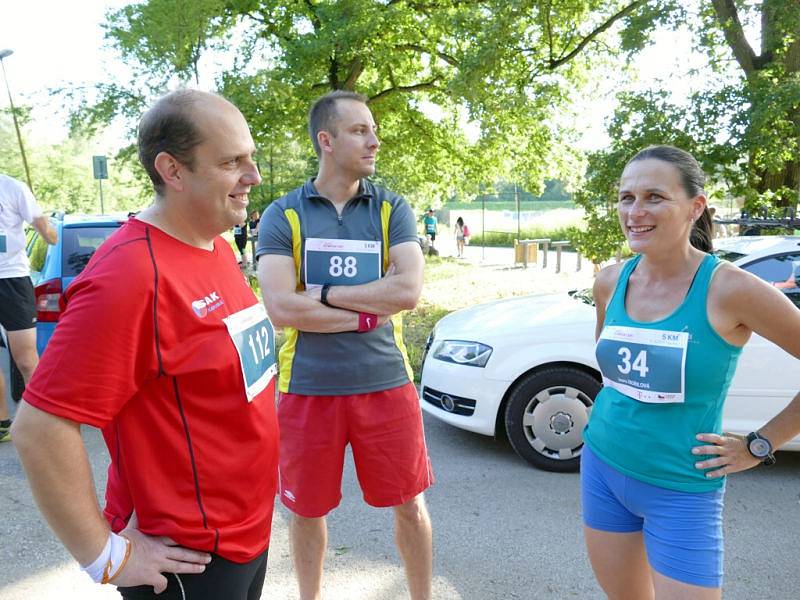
[233, 221, 248, 266]
[0, 173, 57, 442]
[248, 210, 260, 235]
[423, 208, 438, 251]
[708, 206, 727, 239]
[454, 217, 466, 258]
[583, 144, 800, 599]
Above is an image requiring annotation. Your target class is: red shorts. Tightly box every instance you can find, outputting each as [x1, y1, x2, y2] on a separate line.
[277, 382, 434, 518]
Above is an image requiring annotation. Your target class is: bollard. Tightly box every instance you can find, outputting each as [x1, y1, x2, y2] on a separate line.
[551, 241, 570, 273]
[528, 238, 549, 268]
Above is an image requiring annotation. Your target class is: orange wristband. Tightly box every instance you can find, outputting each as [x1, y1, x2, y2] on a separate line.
[103, 535, 132, 584]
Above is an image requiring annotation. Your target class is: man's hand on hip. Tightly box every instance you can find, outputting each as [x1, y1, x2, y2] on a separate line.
[112, 525, 211, 592]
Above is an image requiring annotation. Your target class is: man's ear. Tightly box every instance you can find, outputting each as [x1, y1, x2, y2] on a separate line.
[317, 131, 334, 154]
[153, 152, 185, 192]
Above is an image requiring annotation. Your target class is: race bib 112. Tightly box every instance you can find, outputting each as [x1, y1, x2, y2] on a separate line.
[223, 303, 277, 402]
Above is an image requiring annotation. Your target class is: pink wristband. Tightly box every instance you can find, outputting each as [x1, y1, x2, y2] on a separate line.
[358, 312, 379, 333]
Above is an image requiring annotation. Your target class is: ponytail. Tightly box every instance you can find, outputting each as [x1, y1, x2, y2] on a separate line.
[690, 207, 713, 253]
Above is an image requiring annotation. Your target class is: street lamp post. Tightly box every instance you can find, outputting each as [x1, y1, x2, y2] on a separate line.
[0, 49, 34, 193]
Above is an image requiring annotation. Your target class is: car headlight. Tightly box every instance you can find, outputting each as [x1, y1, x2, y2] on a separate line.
[432, 340, 493, 367]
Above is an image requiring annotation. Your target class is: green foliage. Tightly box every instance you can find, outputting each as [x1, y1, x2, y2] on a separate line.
[65, 0, 662, 209]
[470, 225, 581, 248]
[574, 2, 800, 263]
[0, 114, 148, 214]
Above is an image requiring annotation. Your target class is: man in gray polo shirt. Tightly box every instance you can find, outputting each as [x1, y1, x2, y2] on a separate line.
[257, 90, 433, 600]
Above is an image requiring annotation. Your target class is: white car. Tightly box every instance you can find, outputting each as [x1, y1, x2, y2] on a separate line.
[420, 236, 800, 472]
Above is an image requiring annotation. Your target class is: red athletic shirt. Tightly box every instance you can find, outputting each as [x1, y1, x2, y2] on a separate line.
[24, 218, 279, 562]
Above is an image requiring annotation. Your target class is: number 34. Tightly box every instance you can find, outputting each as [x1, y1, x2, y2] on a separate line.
[617, 347, 649, 377]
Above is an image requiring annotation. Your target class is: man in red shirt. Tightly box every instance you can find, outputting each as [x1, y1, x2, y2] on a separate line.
[12, 90, 279, 599]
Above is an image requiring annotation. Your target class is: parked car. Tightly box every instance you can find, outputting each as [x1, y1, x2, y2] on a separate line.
[27, 213, 126, 357]
[420, 236, 800, 472]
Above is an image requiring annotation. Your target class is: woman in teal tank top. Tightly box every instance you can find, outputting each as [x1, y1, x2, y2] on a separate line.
[583, 145, 800, 599]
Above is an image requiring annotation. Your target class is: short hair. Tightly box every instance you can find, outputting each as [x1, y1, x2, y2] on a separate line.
[625, 145, 712, 253]
[308, 90, 368, 156]
[137, 89, 208, 194]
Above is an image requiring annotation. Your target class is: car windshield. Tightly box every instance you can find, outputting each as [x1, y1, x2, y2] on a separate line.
[713, 249, 747, 262]
[62, 226, 119, 277]
[568, 288, 594, 306]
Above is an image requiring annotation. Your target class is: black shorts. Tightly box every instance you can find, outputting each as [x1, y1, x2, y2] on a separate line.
[118, 549, 267, 600]
[0, 276, 37, 331]
[427, 232, 436, 241]
[234, 234, 248, 253]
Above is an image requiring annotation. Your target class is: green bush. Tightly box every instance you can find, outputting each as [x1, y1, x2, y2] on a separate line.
[469, 225, 579, 248]
[445, 200, 576, 211]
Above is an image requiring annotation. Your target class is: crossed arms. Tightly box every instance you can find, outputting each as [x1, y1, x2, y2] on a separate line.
[258, 240, 424, 333]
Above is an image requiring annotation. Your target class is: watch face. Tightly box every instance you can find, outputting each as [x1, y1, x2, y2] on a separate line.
[749, 438, 771, 458]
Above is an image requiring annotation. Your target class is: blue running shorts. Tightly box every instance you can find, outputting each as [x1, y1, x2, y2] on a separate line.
[581, 444, 724, 588]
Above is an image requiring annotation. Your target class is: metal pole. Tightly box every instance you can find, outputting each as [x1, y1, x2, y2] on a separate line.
[481, 193, 485, 261]
[514, 182, 520, 241]
[269, 144, 274, 202]
[98, 179, 105, 214]
[0, 57, 33, 193]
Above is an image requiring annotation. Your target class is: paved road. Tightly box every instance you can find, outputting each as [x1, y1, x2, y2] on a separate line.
[1, 366, 799, 599]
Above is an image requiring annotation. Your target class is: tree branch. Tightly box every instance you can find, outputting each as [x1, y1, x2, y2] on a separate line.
[710, 0, 757, 76]
[535, 1, 646, 70]
[343, 57, 364, 90]
[544, 0, 554, 67]
[396, 43, 459, 67]
[368, 78, 440, 103]
[329, 55, 340, 89]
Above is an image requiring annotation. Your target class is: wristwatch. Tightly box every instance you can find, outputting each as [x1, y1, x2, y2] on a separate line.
[746, 431, 776, 466]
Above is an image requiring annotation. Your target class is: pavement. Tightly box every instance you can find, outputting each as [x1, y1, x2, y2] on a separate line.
[2, 366, 800, 598]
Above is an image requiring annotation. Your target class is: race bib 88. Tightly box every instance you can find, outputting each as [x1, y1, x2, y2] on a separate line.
[596, 325, 688, 404]
[304, 238, 382, 288]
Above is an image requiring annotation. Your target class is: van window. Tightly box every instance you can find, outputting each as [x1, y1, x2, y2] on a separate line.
[62, 226, 119, 277]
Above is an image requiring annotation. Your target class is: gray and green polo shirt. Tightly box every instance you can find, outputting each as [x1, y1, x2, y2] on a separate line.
[256, 178, 419, 395]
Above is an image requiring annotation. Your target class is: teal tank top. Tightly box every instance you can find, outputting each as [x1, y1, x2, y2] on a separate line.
[584, 253, 742, 492]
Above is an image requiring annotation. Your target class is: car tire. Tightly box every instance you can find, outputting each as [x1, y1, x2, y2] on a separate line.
[504, 366, 600, 472]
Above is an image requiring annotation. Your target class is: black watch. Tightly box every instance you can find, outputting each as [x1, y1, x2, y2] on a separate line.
[320, 283, 332, 307]
[746, 431, 776, 466]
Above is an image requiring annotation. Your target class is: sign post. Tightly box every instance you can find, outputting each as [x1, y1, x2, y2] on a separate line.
[92, 155, 108, 214]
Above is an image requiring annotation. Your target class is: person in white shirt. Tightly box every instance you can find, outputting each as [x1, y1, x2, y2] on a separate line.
[0, 174, 57, 441]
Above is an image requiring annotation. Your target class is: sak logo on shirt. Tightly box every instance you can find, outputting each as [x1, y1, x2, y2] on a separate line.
[191, 291, 225, 318]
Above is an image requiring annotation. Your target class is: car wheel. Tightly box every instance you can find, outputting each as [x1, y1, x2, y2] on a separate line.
[10, 355, 25, 402]
[504, 366, 600, 472]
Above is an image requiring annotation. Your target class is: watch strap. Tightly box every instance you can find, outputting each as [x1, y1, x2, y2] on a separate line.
[320, 283, 332, 307]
